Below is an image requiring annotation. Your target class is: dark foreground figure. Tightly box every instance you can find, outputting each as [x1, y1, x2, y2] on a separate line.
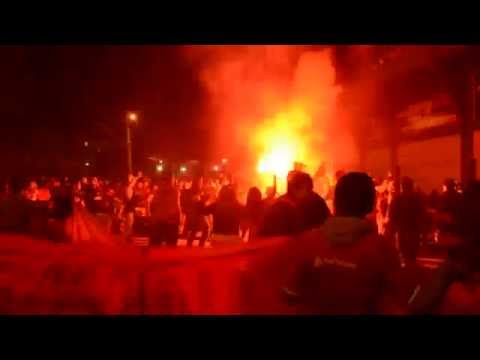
[258, 171, 330, 237]
[204, 185, 244, 244]
[388, 177, 427, 266]
[180, 182, 209, 247]
[410, 181, 480, 314]
[150, 177, 180, 246]
[282, 172, 402, 314]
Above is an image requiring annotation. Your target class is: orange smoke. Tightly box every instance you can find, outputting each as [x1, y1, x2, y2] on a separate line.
[184, 45, 355, 196]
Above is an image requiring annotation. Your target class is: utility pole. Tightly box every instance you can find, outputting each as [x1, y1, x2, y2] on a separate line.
[126, 125, 133, 174]
[126, 112, 138, 175]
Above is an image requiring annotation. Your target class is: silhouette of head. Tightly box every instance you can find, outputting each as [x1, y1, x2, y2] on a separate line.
[218, 185, 237, 204]
[334, 172, 375, 218]
[287, 171, 313, 201]
[246, 187, 262, 207]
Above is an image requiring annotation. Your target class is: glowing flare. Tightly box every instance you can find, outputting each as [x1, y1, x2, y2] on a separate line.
[257, 146, 294, 178]
[254, 107, 321, 193]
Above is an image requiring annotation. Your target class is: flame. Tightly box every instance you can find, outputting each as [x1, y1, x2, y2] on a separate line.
[257, 146, 294, 177]
[254, 107, 321, 193]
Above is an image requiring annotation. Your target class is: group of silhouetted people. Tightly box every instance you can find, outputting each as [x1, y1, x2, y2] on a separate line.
[2, 168, 480, 313]
[272, 172, 480, 314]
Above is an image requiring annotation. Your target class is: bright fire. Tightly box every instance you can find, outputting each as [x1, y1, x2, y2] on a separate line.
[257, 146, 294, 177]
[255, 107, 321, 193]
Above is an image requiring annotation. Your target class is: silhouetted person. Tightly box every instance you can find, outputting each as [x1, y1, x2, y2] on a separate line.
[282, 172, 401, 314]
[438, 178, 462, 236]
[0, 179, 28, 232]
[297, 174, 331, 232]
[180, 181, 208, 247]
[205, 185, 243, 243]
[85, 177, 102, 214]
[410, 181, 480, 314]
[130, 179, 149, 237]
[150, 176, 180, 246]
[388, 177, 428, 266]
[124, 175, 146, 237]
[258, 171, 330, 237]
[50, 180, 73, 221]
[240, 187, 265, 241]
[46, 180, 73, 242]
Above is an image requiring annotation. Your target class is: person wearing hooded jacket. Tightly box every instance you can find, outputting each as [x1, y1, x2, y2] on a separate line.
[282, 172, 402, 314]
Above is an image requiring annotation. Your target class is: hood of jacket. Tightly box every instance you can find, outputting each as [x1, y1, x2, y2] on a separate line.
[321, 216, 376, 245]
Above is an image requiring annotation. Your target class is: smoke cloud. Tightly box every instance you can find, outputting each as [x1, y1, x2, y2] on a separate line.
[183, 45, 358, 190]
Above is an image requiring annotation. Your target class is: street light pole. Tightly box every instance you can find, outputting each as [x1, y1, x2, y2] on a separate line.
[126, 112, 138, 175]
[126, 124, 133, 174]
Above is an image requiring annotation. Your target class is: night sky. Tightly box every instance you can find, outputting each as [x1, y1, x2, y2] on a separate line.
[0, 45, 208, 176]
[0, 45, 469, 179]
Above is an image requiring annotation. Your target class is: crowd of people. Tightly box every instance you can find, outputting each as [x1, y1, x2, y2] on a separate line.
[0, 172, 270, 245]
[1, 167, 479, 314]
